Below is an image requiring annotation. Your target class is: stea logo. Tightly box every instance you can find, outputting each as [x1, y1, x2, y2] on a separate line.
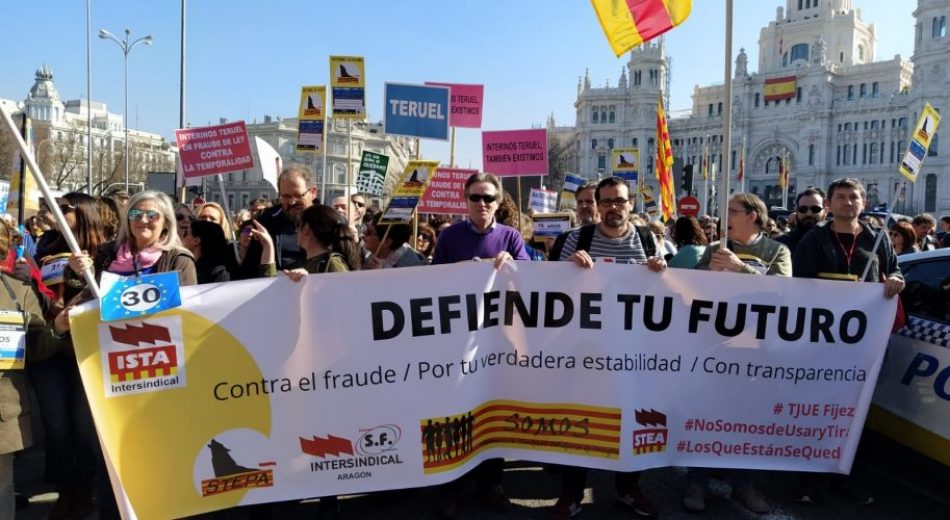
[632, 409, 668, 455]
[98, 316, 186, 397]
[200, 439, 275, 497]
[300, 425, 404, 481]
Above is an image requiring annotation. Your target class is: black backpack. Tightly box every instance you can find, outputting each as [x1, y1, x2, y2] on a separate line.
[549, 224, 656, 261]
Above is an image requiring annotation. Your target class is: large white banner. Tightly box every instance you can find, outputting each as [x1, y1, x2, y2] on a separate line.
[69, 262, 896, 519]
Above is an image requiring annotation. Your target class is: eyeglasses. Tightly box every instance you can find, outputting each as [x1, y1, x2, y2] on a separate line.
[352, 201, 366, 209]
[468, 194, 497, 204]
[279, 190, 311, 201]
[418, 233, 432, 241]
[598, 198, 629, 208]
[797, 205, 823, 214]
[128, 209, 162, 223]
[175, 213, 188, 221]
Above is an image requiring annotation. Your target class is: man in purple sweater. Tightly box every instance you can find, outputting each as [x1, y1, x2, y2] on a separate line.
[431, 172, 527, 518]
[431, 172, 530, 267]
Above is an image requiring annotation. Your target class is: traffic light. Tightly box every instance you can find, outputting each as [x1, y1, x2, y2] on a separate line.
[681, 165, 694, 195]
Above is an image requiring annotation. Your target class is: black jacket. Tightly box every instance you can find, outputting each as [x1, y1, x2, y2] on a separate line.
[792, 221, 901, 282]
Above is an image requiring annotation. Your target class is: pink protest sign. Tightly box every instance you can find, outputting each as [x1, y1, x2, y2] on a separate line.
[176, 121, 254, 178]
[417, 167, 477, 215]
[482, 129, 548, 177]
[425, 82, 484, 128]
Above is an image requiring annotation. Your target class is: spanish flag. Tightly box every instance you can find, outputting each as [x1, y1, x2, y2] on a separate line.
[764, 76, 796, 102]
[655, 94, 675, 222]
[592, 0, 692, 57]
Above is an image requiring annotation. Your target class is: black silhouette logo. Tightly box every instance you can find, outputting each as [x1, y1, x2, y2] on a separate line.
[200, 439, 275, 497]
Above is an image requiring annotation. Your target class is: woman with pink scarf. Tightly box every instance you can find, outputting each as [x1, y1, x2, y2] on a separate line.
[69, 191, 196, 286]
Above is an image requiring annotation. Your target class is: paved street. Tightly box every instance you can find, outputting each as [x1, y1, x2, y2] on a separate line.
[14, 432, 947, 520]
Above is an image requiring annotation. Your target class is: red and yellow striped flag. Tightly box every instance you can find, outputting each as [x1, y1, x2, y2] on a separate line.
[591, 0, 692, 57]
[655, 94, 675, 222]
[764, 76, 796, 102]
[778, 155, 787, 190]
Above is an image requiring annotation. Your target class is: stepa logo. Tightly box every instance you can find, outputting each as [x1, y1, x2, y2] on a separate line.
[200, 439, 275, 497]
[98, 316, 186, 397]
[300, 425, 404, 481]
[632, 409, 668, 455]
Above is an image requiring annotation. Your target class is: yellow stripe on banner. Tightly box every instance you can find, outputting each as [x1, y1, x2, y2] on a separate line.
[476, 399, 622, 417]
[866, 405, 950, 466]
[816, 272, 860, 282]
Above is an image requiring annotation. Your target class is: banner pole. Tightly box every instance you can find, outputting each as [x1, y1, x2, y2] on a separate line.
[16, 114, 27, 226]
[321, 117, 329, 205]
[860, 178, 904, 281]
[782, 151, 790, 209]
[516, 177, 523, 218]
[450, 127, 456, 167]
[719, 0, 734, 249]
[0, 105, 100, 296]
[215, 174, 240, 263]
[346, 119, 353, 222]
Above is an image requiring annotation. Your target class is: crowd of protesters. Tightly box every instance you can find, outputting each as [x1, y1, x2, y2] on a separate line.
[0, 164, 946, 520]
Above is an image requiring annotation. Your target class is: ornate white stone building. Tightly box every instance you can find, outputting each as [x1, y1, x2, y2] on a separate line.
[2, 65, 177, 192]
[554, 0, 950, 216]
[212, 115, 415, 209]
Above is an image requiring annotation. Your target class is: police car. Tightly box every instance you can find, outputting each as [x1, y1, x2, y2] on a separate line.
[868, 247, 950, 467]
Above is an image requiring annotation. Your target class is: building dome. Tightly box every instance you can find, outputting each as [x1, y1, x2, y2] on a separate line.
[28, 63, 60, 102]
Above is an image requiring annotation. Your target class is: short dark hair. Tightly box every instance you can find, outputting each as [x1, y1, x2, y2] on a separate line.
[371, 213, 411, 249]
[827, 178, 866, 202]
[730, 193, 768, 229]
[575, 181, 598, 198]
[464, 173, 503, 197]
[796, 187, 826, 206]
[594, 177, 629, 202]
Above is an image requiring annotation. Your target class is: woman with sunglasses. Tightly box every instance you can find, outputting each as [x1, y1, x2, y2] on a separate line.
[68, 190, 196, 286]
[65, 191, 195, 518]
[415, 222, 438, 263]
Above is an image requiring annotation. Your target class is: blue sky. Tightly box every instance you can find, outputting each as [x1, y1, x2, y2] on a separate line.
[0, 1, 915, 171]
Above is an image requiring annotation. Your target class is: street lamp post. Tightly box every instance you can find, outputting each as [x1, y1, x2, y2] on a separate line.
[99, 28, 152, 191]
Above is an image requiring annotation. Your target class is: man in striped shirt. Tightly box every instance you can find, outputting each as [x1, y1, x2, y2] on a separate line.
[558, 177, 665, 271]
[550, 176, 665, 519]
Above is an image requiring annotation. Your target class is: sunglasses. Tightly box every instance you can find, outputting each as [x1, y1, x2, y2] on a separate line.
[797, 205, 823, 214]
[352, 201, 366, 209]
[468, 194, 497, 204]
[128, 209, 162, 223]
[59, 203, 76, 213]
[418, 233, 432, 241]
[176, 213, 188, 221]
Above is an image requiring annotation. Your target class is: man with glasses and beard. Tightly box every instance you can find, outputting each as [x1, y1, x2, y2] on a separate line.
[246, 165, 317, 271]
[549, 177, 665, 520]
[776, 187, 827, 254]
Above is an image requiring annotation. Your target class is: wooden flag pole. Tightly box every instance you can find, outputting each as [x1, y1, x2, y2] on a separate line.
[718, 0, 734, 250]
[0, 105, 100, 296]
